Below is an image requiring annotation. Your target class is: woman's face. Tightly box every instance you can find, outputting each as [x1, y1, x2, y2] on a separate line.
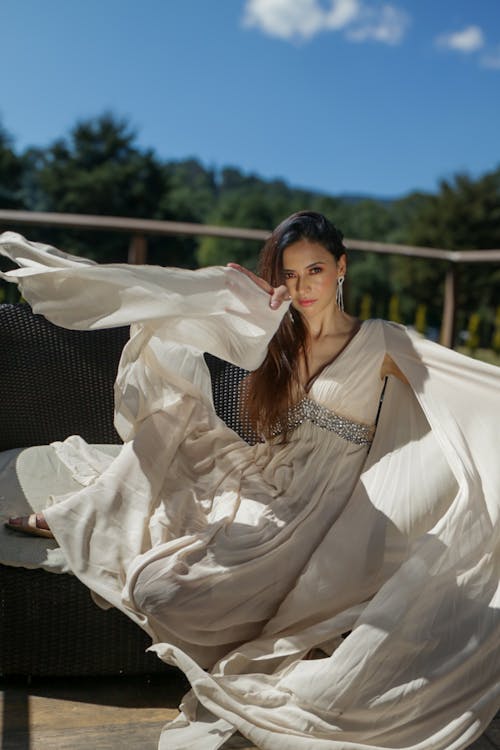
[282, 240, 346, 319]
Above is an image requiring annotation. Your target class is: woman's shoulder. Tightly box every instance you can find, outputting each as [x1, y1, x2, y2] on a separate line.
[362, 318, 406, 331]
[362, 318, 412, 342]
[359, 318, 407, 341]
[360, 319, 417, 362]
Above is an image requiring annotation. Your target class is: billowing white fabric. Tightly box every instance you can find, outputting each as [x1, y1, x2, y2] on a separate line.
[1, 232, 499, 750]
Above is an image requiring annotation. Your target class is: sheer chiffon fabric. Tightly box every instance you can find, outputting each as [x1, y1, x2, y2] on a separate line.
[1, 232, 499, 750]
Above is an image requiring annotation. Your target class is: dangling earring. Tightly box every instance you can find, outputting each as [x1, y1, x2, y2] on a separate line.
[336, 276, 345, 312]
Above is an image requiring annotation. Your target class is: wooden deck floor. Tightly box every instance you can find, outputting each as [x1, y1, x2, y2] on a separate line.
[0, 674, 258, 749]
[1, 675, 498, 750]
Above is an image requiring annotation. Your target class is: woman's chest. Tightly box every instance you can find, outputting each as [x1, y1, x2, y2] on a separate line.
[298, 329, 360, 390]
[306, 321, 387, 425]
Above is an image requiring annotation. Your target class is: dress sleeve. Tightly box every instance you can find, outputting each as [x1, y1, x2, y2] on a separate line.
[380, 319, 500, 525]
[1, 231, 291, 441]
[0, 231, 288, 372]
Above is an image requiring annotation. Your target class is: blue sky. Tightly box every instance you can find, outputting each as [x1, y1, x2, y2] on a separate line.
[1, 0, 499, 199]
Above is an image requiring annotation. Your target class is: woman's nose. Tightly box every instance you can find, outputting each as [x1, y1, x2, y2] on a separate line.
[296, 276, 310, 293]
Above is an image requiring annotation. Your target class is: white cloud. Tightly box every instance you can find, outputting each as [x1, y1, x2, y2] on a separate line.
[436, 25, 485, 54]
[242, 0, 409, 45]
[324, 0, 362, 30]
[346, 4, 409, 45]
[242, 0, 328, 41]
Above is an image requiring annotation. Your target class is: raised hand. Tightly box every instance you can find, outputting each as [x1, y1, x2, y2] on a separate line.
[227, 263, 290, 309]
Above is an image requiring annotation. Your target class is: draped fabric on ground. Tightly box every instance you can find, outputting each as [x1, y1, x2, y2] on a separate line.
[1, 232, 499, 750]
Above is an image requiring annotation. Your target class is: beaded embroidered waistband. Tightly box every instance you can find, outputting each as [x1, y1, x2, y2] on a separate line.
[271, 397, 375, 446]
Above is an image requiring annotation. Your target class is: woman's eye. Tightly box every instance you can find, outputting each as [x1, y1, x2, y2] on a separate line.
[284, 272, 295, 280]
[310, 266, 322, 274]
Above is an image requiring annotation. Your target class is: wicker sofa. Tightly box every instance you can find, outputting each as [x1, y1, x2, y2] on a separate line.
[0, 303, 255, 676]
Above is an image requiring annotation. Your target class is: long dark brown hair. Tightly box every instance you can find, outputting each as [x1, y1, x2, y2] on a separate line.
[245, 211, 347, 440]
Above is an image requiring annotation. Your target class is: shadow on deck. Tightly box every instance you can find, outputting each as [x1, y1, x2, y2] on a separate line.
[1, 674, 498, 750]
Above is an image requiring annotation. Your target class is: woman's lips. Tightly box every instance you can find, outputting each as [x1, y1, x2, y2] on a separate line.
[298, 299, 316, 307]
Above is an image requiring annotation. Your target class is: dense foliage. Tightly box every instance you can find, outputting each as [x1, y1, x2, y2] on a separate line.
[0, 114, 499, 346]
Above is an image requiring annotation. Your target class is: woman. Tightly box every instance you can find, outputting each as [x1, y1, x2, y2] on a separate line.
[1, 212, 499, 750]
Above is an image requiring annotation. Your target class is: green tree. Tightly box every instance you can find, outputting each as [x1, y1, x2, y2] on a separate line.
[154, 159, 219, 267]
[405, 171, 500, 250]
[29, 113, 186, 263]
[160, 158, 217, 224]
[399, 168, 500, 342]
[0, 124, 25, 209]
[346, 251, 392, 319]
[359, 293, 373, 320]
[196, 191, 273, 268]
[38, 114, 164, 216]
[196, 168, 318, 268]
[3, 112, 498, 340]
[318, 198, 397, 319]
[492, 307, 500, 354]
[340, 198, 396, 240]
[0, 124, 27, 301]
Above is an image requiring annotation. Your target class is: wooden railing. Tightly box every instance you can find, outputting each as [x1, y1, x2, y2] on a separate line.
[1, 209, 500, 348]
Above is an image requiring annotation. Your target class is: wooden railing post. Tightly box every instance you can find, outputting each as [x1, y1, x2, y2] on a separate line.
[440, 265, 457, 347]
[128, 234, 148, 264]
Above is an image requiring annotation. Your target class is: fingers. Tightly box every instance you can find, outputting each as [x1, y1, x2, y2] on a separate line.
[270, 284, 291, 309]
[226, 262, 247, 274]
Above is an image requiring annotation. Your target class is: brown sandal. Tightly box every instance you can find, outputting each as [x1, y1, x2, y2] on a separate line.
[5, 513, 54, 539]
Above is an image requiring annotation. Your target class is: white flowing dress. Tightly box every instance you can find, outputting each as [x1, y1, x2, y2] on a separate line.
[1, 232, 499, 750]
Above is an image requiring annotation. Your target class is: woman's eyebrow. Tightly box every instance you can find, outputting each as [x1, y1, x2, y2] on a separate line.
[282, 261, 326, 272]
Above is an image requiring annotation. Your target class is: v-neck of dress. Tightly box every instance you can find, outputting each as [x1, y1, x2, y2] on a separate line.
[303, 320, 366, 394]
